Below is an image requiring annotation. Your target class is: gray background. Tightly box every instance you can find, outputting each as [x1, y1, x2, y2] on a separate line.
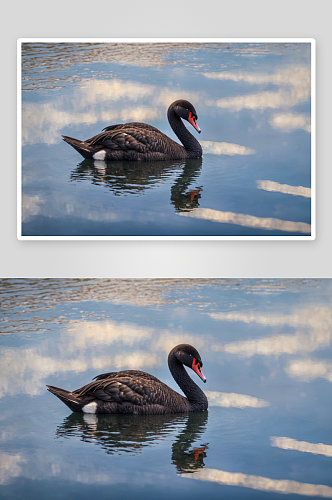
[2, 0, 330, 277]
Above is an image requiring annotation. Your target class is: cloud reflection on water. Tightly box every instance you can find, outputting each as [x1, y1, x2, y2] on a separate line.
[208, 307, 332, 357]
[0, 453, 27, 486]
[180, 207, 311, 234]
[286, 359, 332, 383]
[257, 180, 311, 198]
[271, 436, 332, 458]
[203, 66, 310, 113]
[0, 319, 202, 398]
[182, 468, 332, 498]
[22, 78, 199, 146]
[205, 390, 269, 408]
[269, 112, 311, 133]
[200, 140, 255, 156]
[21, 193, 160, 224]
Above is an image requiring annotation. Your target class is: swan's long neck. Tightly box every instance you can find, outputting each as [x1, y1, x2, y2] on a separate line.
[168, 354, 208, 411]
[167, 108, 202, 158]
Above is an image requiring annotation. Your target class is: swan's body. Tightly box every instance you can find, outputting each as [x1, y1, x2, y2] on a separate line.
[62, 100, 202, 161]
[47, 344, 208, 414]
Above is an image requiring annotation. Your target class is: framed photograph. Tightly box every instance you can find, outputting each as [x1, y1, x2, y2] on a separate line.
[18, 39, 315, 240]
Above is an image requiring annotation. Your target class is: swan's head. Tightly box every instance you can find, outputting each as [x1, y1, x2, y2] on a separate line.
[170, 100, 201, 134]
[170, 344, 206, 383]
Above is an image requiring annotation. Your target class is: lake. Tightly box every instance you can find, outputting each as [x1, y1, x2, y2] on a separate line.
[1, 278, 331, 499]
[20, 41, 312, 237]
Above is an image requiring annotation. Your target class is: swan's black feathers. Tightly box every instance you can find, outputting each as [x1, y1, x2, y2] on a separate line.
[47, 345, 208, 415]
[86, 127, 172, 155]
[62, 100, 202, 161]
[73, 370, 174, 408]
[102, 122, 161, 134]
[92, 369, 161, 383]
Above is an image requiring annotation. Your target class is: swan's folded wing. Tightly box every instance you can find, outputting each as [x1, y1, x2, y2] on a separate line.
[93, 380, 145, 405]
[73, 375, 159, 406]
[86, 129, 149, 153]
[93, 370, 161, 383]
[102, 123, 161, 133]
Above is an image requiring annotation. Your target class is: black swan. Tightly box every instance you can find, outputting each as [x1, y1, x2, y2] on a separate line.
[62, 100, 202, 161]
[47, 344, 208, 414]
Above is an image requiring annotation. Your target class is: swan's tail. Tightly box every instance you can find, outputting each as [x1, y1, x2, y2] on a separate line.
[62, 135, 96, 159]
[47, 385, 85, 412]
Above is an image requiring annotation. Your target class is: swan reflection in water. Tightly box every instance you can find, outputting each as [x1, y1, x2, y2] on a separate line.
[55, 410, 208, 472]
[70, 157, 203, 212]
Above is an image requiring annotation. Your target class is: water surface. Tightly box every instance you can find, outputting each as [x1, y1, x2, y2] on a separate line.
[1, 278, 331, 499]
[21, 42, 312, 237]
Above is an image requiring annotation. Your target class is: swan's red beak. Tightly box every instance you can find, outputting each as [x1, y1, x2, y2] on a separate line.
[192, 358, 206, 383]
[188, 112, 201, 134]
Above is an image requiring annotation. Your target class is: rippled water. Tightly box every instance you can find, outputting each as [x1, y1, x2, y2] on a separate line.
[20, 42, 312, 237]
[1, 279, 331, 499]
